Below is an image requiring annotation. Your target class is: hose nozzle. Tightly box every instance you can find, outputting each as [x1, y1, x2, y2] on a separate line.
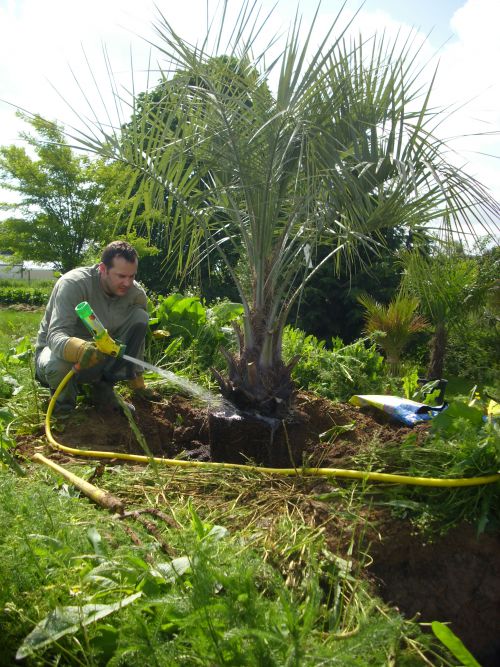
[75, 301, 126, 358]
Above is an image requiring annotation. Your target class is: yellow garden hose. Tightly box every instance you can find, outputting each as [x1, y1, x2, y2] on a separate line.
[41, 369, 500, 488]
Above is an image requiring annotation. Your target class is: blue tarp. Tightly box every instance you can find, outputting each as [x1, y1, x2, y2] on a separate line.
[350, 394, 448, 426]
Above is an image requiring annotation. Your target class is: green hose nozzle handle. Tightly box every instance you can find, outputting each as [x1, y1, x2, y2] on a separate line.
[75, 301, 125, 358]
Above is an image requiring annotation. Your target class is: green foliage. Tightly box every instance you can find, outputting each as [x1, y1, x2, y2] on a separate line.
[0, 113, 117, 272]
[153, 293, 208, 342]
[291, 227, 408, 343]
[0, 406, 24, 474]
[0, 278, 54, 288]
[0, 284, 51, 305]
[71, 0, 499, 413]
[401, 366, 420, 400]
[149, 293, 243, 370]
[358, 292, 428, 374]
[402, 249, 482, 325]
[0, 308, 41, 347]
[282, 326, 388, 401]
[445, 310, 500, 387]
[354, 399, 500, 534]
[0, 314, 43, 441]
[431, 400, 486, 437]
[400, 369, 445, 405]
[431, 622, 481, 667]
[0, 471, 435, 666]
[0, 297, 496, 666]
[401, 247, 491, 378]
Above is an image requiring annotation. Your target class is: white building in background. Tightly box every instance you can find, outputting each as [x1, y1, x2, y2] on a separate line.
[0, 261, 56, 282]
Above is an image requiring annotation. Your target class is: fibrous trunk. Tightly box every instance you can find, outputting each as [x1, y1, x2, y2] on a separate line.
[427, 322, 447, 380]
[213, 347, 296, 418]
[212, 309, 297, 418]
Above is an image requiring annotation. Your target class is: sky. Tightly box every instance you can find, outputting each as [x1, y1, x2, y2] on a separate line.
[0, 0, 499, 210]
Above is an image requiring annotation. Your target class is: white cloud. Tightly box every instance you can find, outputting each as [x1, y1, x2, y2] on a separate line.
[0, 0, 498, 206]
[430, 0, 500, 198]
[0, 0, 156, 144]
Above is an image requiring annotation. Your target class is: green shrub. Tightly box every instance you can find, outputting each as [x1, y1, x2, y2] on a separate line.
[445, 313, 500, 389]
[148, 293, 243, 370]
[352, 398, 500, 534]
[282, 326, 388, 401]
[0, 279, 55, 289]
[0, 285, 51, 306]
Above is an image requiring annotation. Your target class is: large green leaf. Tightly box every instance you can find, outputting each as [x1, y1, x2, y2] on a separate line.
[431, 400, 484, 435]
[156, 293, 207, 341]
[16, 593, 141, 659]
[431, 621, 481, 667]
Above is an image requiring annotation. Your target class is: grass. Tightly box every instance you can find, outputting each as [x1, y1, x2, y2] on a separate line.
[1, 465, 444, 666]
[0, 308, 45, 433]
[0, 308, 42, 349]
[0, 279, 55, 288]
[1, 309, 496, 665]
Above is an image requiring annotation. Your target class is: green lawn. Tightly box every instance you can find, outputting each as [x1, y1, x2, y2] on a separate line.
[0, 308, 42, 351]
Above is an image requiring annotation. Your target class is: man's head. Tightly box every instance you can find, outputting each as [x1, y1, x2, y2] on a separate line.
[99, 241, 139, 297]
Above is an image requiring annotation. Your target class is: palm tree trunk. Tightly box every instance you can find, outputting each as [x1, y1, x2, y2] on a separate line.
[386, 354, 401, 377]
[427, 322, 447, 380]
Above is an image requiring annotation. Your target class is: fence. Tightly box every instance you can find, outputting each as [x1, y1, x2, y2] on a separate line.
[0, 263, 55, 282]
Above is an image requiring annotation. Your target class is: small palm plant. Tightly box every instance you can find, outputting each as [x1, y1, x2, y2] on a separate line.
[401, 249, 483, 379]
[357, 293, 428, 374]
[66, 1, 499, 418]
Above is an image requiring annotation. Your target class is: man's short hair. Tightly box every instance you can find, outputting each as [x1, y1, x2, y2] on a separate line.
[101, 241, 138, 268]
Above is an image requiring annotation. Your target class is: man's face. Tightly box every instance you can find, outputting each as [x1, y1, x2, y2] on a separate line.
[99, 256, 138, 297]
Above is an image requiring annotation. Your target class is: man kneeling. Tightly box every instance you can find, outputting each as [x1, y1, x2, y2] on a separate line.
[35, 240, 153, 414]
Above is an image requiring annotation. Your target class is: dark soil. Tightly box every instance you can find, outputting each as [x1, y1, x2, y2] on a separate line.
[369, 520, 500, 666]
[15, 391, 500, 665]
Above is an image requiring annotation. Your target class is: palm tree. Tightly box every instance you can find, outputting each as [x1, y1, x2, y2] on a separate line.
[400, 249, 483, 379]
[357, 293, 428, 375]
[69, 1, 499, 417]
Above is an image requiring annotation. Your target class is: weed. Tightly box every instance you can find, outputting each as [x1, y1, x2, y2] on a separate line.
[282, 326, 389, 400]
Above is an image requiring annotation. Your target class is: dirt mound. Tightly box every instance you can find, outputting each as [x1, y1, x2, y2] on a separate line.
[40, 391, 422, 464]
[369, 519, 500, 666]
[15, 391, 500, 664]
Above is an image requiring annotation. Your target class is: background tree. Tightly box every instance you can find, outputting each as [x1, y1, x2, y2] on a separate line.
[117, 56, 252, 299]
[70, 1, 500, 417]
[400, 248, 485, 379]
[0, 114, 116, 272]
[431, 239, 500, 386]
[291, 226, 408, 342]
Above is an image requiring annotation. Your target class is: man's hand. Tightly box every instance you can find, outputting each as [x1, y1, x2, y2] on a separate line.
[64, 337, 106, 369]
[78, 342, 106, 369]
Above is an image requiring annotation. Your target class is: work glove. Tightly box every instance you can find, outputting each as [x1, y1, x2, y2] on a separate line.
[63, 337, 107, 369]
[127, 375, 162, 401]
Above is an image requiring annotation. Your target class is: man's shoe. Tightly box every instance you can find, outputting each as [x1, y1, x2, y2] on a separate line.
[132, 386, 162, 401]
[91, 381, 135, 414]
[127, 375, 161, 401]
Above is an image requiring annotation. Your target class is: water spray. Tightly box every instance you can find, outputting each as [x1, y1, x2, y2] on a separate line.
[75, 302, 235, 414]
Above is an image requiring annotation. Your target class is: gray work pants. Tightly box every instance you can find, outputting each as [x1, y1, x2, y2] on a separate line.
[35, 309, 149, 412]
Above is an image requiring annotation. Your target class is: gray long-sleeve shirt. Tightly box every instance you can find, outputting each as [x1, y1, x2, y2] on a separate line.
[36, 264, 148, 359]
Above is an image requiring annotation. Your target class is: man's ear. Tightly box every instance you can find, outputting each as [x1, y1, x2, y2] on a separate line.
[98, 262, 106, 274]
